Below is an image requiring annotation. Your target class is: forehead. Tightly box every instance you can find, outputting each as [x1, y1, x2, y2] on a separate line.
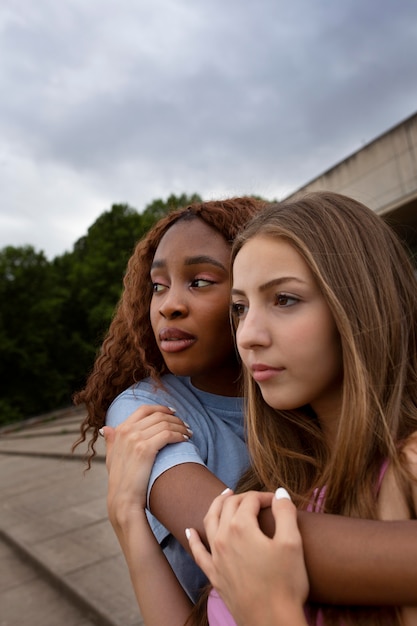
[154, 218, 231, 261]
[233, 235, 312, 285]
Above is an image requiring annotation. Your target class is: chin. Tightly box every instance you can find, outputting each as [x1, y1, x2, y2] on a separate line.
[260, 392, 293, 411]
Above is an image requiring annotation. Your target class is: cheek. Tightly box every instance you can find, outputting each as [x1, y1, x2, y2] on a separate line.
[235, 325, 245, 354]
[149, 300, 159, 331]
[283, 318, 318, 348]
[201, 298, 231, 331]
[283, 317, 337, 365]
[211, 311, 233, 339]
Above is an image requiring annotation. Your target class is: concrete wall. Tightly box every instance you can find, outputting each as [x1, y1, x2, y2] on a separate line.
[285, 111, 417, 252]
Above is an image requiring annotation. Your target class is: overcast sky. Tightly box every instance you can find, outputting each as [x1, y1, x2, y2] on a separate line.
[1, 0, 416, 259]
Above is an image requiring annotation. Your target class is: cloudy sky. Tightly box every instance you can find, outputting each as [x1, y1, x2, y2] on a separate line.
[1, 0, 416, 259]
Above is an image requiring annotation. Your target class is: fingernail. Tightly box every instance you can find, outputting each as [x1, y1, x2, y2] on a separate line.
[221, 487, 232, 495]
[99, 428, 105, 437]
[168, 407, 176, 413]
[185, 528, 191, 540]
[186, 427, 193, 435]
[275, 487, 291, 500]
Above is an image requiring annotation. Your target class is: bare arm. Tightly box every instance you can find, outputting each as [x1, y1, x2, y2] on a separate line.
[115, 509, 193, 626]
[298, 513, 417, 605]
[103, 407, 195, 626]
[149, 462, 227, 553]
[152, 471, 417, 606]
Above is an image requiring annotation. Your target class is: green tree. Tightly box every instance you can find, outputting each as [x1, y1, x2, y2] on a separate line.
[0, 246, 68, 423]
[68, 203, 146, 344]
[141, 193, 202, 231]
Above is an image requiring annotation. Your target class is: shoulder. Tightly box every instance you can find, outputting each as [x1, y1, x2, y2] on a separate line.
[377, 432, 417, 520]
[402, 431, 417, 474]
[105, 375, 180, 427]
[402, 432, 417, 511]
[106, 375, 212, 428]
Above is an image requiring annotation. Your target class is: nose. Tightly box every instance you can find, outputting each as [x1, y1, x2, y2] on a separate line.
[236, 308, 270, 352]
[158, 287, 188, 320]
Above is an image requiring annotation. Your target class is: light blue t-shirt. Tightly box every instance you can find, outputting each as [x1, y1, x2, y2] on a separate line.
[106, 374, 249, 602]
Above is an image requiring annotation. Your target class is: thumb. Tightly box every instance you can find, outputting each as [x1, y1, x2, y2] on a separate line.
[271, 487, 299, 542]
[99, 426, 116, 464]
[186, 528, 214, 579]
[99, 425, 116, 443]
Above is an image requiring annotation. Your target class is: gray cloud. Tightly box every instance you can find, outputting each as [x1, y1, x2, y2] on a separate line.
[1, 0, 416, 257]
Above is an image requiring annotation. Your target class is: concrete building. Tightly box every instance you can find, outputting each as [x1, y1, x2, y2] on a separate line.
[285, 111, 417, 259]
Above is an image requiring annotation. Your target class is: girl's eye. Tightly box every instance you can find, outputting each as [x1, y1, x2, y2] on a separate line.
[152, 283, 166, 293]
[231, 302, 247, 319]
[275, 293, 298, 307]
[191, 278, 213, 288]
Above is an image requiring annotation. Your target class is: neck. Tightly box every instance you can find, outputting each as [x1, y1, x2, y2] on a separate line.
[191, 364, 242, 397]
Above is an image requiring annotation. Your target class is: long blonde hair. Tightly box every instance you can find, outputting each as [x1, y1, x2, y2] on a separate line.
[232, 192, 417, 625]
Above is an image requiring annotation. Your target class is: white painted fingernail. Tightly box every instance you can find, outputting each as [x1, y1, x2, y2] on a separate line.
[221, 487, 232, 495]
[99, 428, 105, 437]
[185, 528, 191, 540]
[275, 487, 291, 500]
[168, 407, 176, 413]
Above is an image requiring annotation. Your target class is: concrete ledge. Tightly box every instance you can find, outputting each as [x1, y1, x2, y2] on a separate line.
[0, 527, 119, 626]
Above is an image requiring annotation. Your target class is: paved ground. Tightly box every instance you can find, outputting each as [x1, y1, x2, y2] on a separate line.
[0, 407, 144, 626]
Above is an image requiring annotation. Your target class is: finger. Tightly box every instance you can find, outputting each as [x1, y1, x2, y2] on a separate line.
[113, 425, 191, 465]
[271, 488, 301, 546]
[99, 425, 114, 440]
[234, 491, 274, 515]
[227, 491, 275, 531]
[186, 527, 214, 580]
[123, 404, 178, 425]
[118, 411, 192, 438]
[100, 426, 115, 469]
[203, 488, 235, 541]
[205, 488, 234, 519]
[128, 421, 193, 450]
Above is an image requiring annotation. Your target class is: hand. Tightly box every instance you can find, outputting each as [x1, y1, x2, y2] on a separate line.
[100, 407, 195, 625]
[187, 489, 309, 626]
[101, 405, 192, 530]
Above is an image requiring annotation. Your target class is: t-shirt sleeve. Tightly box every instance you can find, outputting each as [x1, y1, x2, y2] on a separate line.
[106, 391, 155, 427]
[105, 384, 209, 544]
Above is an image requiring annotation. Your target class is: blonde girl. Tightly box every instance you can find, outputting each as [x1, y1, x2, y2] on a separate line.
[189, 192, 417, 626]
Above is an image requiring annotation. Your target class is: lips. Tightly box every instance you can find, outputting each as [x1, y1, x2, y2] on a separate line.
[158, 327, 196, 353]
[250, 363, 284, 382]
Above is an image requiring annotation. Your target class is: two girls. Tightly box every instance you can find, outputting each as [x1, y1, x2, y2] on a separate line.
[78, 194, 417, 624]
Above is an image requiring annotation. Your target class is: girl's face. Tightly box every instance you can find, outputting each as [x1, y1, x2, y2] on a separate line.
[150, 218, 239, 395]
[232, 235, 343, 427]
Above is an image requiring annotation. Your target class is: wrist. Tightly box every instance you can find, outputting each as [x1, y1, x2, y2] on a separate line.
[109, 498, 148, 530]
[113, 510, 161, 565]
[236, 597, 306, 626]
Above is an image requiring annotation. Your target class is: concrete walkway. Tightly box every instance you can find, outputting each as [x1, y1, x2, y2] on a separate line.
[0, 408, 143, 626]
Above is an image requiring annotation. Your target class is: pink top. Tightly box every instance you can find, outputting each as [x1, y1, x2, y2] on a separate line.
[206, 461, 389, 625]
[207, 589, 237, 626]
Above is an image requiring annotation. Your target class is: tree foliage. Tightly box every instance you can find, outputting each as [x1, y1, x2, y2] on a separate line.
[0, 194, 201, 425]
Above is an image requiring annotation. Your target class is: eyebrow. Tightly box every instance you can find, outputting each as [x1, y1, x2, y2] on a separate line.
[231, 276, 306, 296]
[151, 255, 227, 271]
